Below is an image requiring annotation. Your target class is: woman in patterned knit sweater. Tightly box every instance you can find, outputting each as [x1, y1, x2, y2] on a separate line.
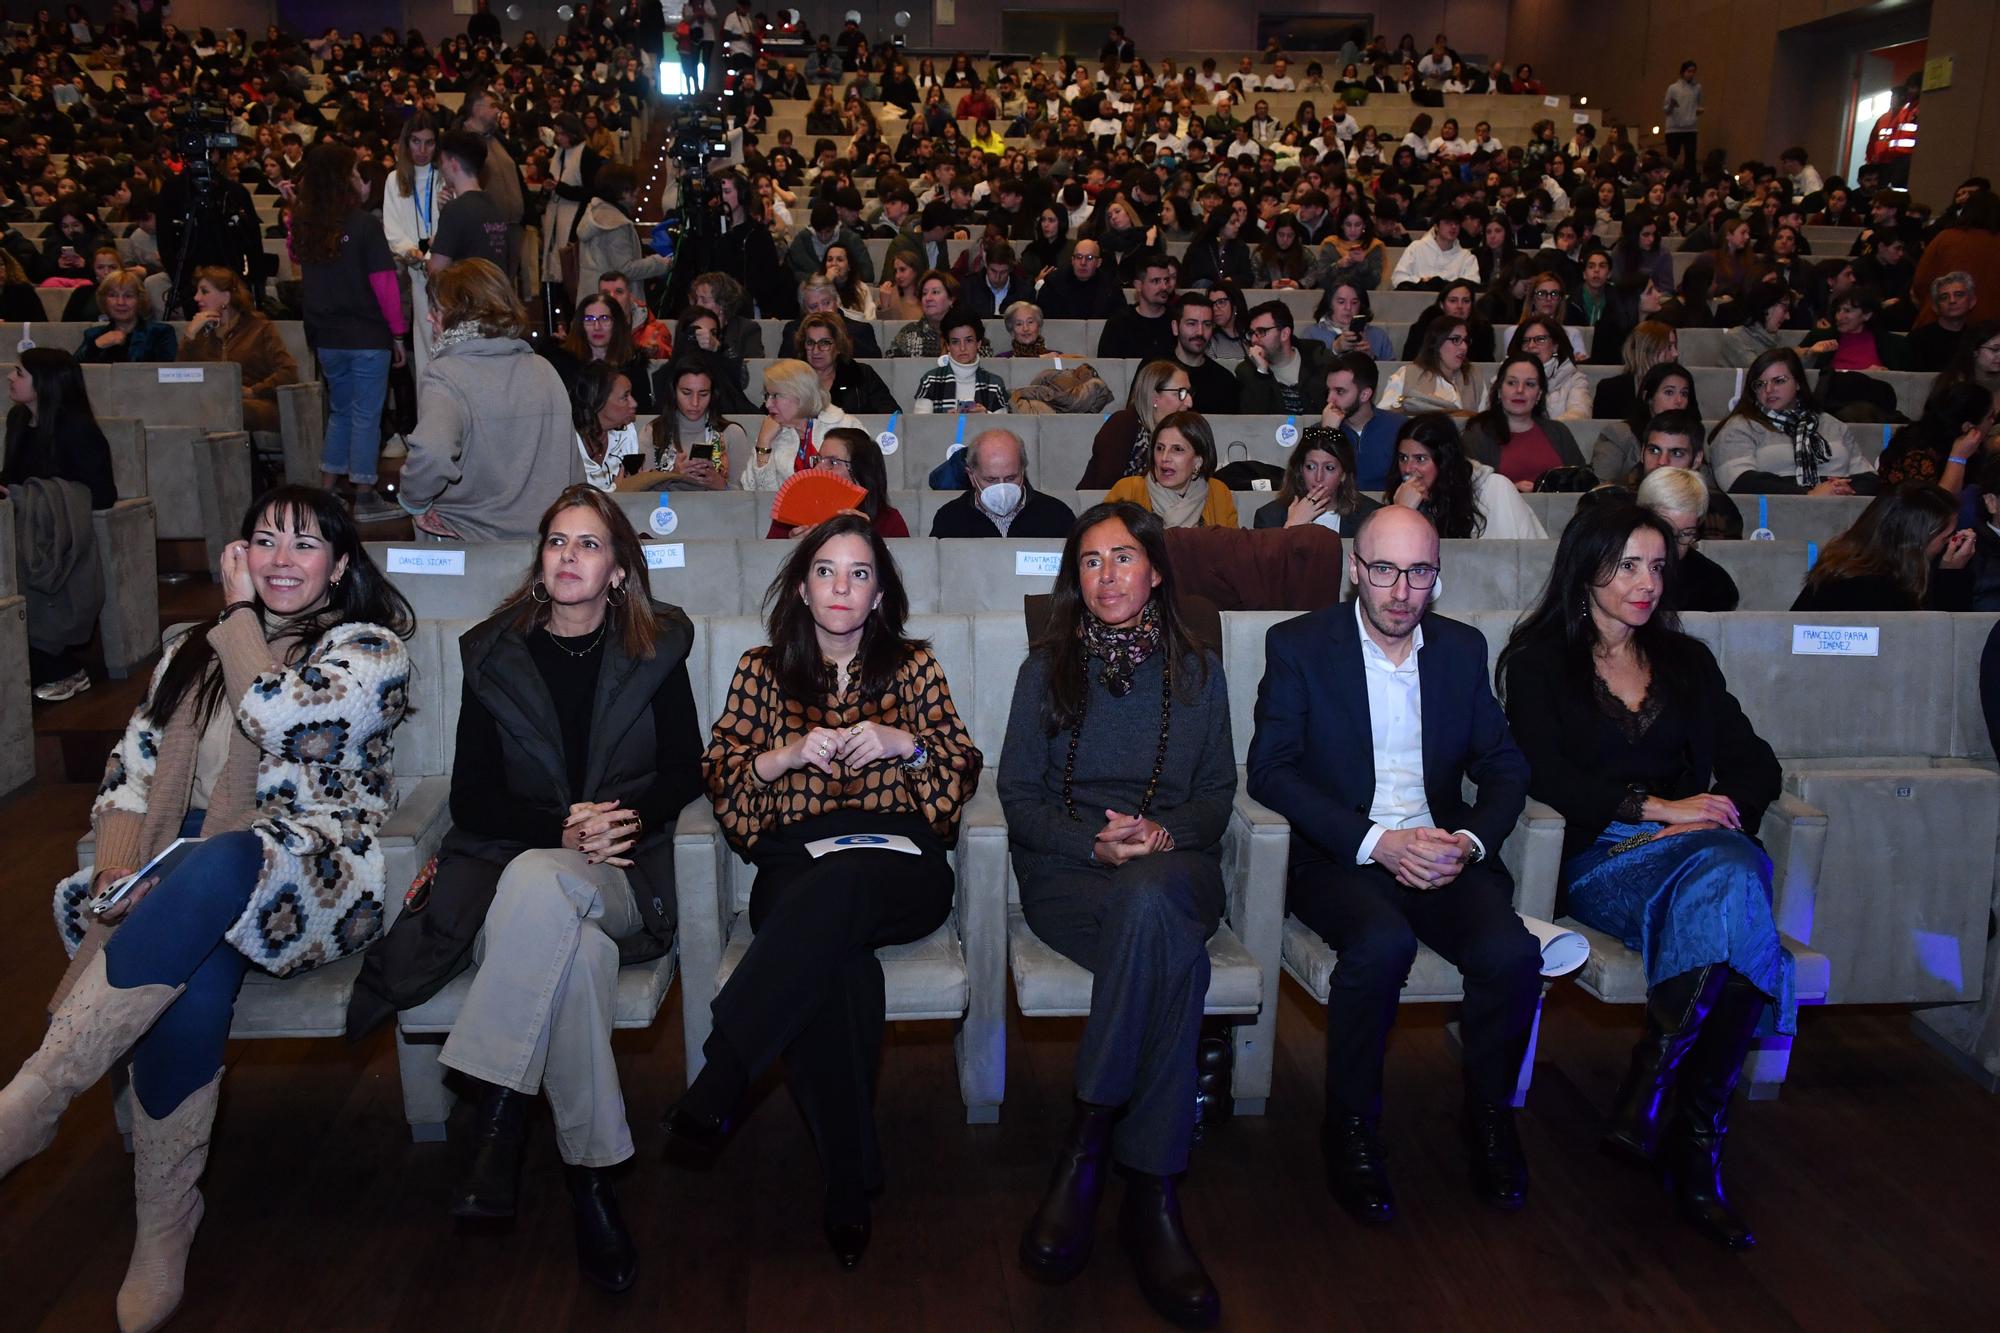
[0, 485, 414, 1333]
[663, 513, 983, 1270]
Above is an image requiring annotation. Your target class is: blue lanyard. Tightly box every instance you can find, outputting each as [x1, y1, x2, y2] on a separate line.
[415, 166, 435, 235]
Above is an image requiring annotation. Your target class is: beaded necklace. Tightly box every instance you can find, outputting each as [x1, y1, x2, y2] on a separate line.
[1061, 653, 1173, 821]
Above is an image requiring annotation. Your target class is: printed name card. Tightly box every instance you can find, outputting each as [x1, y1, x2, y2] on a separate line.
[1015, 551, 1062, 576]
[157, 366, 205, 383]
[386, 548, 464, 576]
[1792, 625, 1879, 657]
[644, 543, 686, 569]
[1543, 95, 1561, 107]
[1572, 111, 1592, 124]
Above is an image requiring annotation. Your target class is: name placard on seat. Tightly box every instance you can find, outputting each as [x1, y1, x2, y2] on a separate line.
[1792, 625, 1880, 656]
[1015, 551, 1062, 576]
[386, 548, 465, 576]
[157, 367, 205, 383]
[645, 543, 686, 569]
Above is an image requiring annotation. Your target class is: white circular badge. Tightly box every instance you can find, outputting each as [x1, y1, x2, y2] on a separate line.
[1749, 527, 1774, 542]
[649, 504, 679, 537]
[1275, 423, 1299, 448]
[876, 431, 900, 456]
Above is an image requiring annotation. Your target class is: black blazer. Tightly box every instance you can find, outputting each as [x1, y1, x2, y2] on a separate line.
[1499, 628, 1781, 867]
[1246, 603, 1529, 874]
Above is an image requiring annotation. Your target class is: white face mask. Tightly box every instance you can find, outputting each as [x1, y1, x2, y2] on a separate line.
[977, 481, 1023, 516]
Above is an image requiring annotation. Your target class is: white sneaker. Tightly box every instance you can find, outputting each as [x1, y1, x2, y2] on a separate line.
[33, 670, 92, 702]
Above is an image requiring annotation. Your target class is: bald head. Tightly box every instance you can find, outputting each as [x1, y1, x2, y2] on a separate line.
[1355, 504, 1440, 566]
[1069, 239, 1104, 278]
[967, 429, 1027, 487]
[1350, 505, 1440, 648]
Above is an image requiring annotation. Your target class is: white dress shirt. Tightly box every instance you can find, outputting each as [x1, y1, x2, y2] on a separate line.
[1351, 602, 1487, 866]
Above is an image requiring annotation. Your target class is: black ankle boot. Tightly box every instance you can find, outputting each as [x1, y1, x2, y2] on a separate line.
[1666, 970, 1767, 1250]
[660, 1041, 748, 1170]
[451, 1080, 530, 1221]
[565, 1165, 639, 1292]
[1464, 1100, 1529, 1211]
[1019, 1100, 1117, 1283]
[1321, 1114, 1396, 1227]
[1603, 966, 1726, 1167]
[823, 1188, 873, 1271]
[1118, 1171, 1220, 1330]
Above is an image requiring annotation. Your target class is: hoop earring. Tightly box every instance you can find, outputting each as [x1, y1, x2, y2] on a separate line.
[531, 579, 552, 604]
[606, 580, 628, 606]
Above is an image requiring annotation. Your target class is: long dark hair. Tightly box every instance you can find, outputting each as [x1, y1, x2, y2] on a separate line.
[1724, 346, 1817, 431]
[820, 426, 890, 520]
[1275, 424, 1361, 513]
[1497, 498, 1696, 704]
[1034, 501, 1211, 734]
[147, 486, 416, 729]
[497, 483, 661, 660]
[1388, 413, 1483, 538]
[291, 141, 361, 264]
[1628, 361, 1701, 435]
[562, 290, 635, 365]
[762, 512, 925, 703]
[6, 347, 99, 451]
[1802, 482, 1958, 606]
[570, 359, 627, 463]
[1471, 352, 1549, 441]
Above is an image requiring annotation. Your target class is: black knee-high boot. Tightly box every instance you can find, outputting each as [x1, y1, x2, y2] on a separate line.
[1665, 968, 1767, 1250]
[1602, 965, 1727, 1165]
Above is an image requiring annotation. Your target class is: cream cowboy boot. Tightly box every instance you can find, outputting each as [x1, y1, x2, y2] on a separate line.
[117, 1070, 223, 1333]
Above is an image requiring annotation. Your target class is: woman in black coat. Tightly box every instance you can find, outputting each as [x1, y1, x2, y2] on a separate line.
[1790, 483, 1974, 612]
[1500, 500, 1788, 1253]
[1180, 200, 1256, 291]
[352, 486, 702, 1294]
[710, 172, 797, 318]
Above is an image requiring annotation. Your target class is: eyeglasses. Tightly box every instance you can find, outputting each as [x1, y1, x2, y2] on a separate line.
[1673, 528, 1700, 548]
[1248, 323, 1278, 337]
[1360, 561, 1439, 589]
[1519, 333, 1552, 347]
[580, 313, 612, 325]
[801, 337, 835, 350]
[1442, 334, 1469, 345]
[815, 455, 852, 472]
[1164, 385, 1192, 399]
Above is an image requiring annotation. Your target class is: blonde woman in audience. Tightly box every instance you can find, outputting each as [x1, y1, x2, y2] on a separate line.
[1105, 410, 1239, 529]
[744, 357, 861, 490]
[180, 266, 299, 433]
[1378, 318, 1487, 415]
[74, 268, 178, 364]
[1592, 319, 1679, 420]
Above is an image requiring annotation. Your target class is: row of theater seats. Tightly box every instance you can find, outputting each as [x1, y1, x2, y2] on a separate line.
[628, 408, 1924, 490]
[747, 317, 1806, 367]
[612, 487, 1874, 546]
[71, 605, 2000, 1144]
[374, 531, 1837, 620]
[0, 322, 318, 385]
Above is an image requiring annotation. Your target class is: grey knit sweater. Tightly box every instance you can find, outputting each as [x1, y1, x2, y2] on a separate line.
[997, 647, 1237, 886]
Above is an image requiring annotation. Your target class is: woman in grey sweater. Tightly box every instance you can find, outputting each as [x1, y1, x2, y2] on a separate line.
[998, 501, 1236, 1329]
[400, 258, 582, 539]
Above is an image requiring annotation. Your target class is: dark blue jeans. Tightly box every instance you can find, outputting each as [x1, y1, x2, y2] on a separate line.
[102, 812, 263, 1117]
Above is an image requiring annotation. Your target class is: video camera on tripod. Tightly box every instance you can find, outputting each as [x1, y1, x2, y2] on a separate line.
[162, 103, 254, 318]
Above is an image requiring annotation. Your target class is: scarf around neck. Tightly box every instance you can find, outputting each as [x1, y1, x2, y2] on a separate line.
[1146, 472, 1210, 530]
[1770, 405, 1832, 486]
[1081, 599, 1163, 697]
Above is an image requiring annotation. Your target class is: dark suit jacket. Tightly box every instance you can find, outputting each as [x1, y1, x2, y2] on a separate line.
[964, 275, 1035, 318]
[1247, 603, 1529, 874]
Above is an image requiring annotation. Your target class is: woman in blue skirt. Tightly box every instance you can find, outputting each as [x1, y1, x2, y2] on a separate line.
[1499, 498, 1790, 1251]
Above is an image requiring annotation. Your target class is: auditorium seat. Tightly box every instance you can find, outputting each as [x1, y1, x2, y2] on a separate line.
[0, 496, 29, 797]
[93, 417, 160, 679]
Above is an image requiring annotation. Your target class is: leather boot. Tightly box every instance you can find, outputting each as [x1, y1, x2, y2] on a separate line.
[451, 1079, 531, 1221]
[1602, 965, 1726, 1167]
[1018, 1100, 1116, 1283]
[116, 1071, 222, 1333]
[1, 951, 184, 1181]
[660, 1040, 746, 1171]
[1464, 1100, 1529, 1212]
[1118, 1171, 1220, 1330]
[1321, 1114, 1396, 1227]
[1665, 969, 1767, 1251]
[564, 1165, 638, 1292]
[823, 1188, 873, 1271]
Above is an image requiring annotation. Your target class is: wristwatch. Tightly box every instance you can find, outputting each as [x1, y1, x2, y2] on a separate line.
[901, 739, 929, 770]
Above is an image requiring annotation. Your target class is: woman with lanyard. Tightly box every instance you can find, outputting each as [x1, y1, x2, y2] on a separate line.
[385, 113, 441, 376]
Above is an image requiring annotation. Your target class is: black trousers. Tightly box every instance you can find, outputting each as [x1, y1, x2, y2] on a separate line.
[708, 815, 953, 1197]
[1019, 851, 1224, 1176]
[1289, 858, 1541, 1122]
[1665, 131, 1698, 169]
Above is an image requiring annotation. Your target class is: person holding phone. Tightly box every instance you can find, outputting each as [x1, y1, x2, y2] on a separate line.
[2, 486, 414, 1331]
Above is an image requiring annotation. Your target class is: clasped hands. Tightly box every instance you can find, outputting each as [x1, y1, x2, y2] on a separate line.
[1371, 827, 1478, 890]
[1095, 809, 1173, 866]
[787, 721, 916, 773]
[564, 801, 641, 866]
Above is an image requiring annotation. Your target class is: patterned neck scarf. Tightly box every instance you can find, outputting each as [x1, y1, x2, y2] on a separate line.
[1126, 423, 1153, 477]
[1769, 406, 1832, 487]
[1081, 599, 1163, 697]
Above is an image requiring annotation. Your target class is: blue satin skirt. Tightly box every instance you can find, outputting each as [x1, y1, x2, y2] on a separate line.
[1563, 822, 1797, 1034]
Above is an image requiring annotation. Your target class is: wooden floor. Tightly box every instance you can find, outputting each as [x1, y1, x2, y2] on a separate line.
[2, 772, 1998, 1332]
